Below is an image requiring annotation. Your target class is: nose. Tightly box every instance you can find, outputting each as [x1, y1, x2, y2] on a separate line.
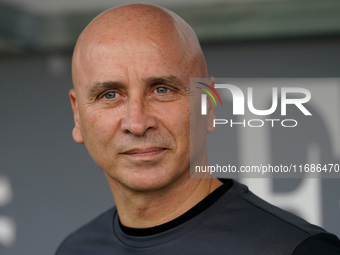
[121, 97, 158, 136]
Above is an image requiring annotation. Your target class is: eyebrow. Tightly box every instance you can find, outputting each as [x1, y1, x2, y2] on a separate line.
[143, 75, 187, 91]
[88, 81, 124, 99]
[88, 75, 187, 99]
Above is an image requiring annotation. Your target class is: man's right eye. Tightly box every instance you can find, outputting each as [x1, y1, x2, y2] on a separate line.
[104, 92, 116, 99]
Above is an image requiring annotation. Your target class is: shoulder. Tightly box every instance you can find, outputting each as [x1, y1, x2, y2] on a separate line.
[292, 233, 340, 255]
[55, 207, 117, 255]
[218, 180, 340, 253]
[229, 180, 325, 235]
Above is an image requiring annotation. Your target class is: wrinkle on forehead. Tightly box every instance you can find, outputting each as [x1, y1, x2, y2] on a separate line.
[72, 3, 207, 90]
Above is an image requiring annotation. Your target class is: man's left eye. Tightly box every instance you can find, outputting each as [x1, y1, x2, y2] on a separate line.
[156, 87, 169, 94]
[104, 92, 116, 99]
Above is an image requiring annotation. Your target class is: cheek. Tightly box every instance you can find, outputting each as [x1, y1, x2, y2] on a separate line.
[178, 110, 191, 141]
[79, 109, 120, 151]
[160, 101, 191, 148]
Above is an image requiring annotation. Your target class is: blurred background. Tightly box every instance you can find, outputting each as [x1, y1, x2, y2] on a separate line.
[0, 0, 339, 254]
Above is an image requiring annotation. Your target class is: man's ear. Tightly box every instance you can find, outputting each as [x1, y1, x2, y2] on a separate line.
[69, 89, 84, 144]
[206, 77, 216, 133]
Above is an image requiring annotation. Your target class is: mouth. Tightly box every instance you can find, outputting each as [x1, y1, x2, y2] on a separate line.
[122, 147, 168, 158]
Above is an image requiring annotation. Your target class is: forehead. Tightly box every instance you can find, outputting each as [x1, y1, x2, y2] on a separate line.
[75, 33, 188, 89]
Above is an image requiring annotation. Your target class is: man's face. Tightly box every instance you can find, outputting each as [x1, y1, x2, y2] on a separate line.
[71, 35, 200, 191]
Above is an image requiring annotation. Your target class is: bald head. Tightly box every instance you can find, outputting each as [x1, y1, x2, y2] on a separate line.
[68, 3, 216, 194]
[72, 3, 207, 88]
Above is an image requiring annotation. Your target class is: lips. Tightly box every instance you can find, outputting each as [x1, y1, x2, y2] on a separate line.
[122, 147, 167, 155]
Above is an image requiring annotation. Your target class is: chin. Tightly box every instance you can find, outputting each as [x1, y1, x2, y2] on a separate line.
[115, 167, 188, 192]
[123, 175, 173, 192]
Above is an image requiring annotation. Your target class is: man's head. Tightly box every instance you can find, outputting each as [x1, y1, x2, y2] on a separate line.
[70, 3, 215, 192]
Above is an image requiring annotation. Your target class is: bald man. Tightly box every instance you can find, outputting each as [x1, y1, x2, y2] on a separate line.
[56, 3, 340, 255]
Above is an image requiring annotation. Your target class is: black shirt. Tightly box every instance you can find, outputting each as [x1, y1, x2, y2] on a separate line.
[56, 179, 340, 254]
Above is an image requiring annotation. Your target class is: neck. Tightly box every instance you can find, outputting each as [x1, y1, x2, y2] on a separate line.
[106, 173, 222, 229]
